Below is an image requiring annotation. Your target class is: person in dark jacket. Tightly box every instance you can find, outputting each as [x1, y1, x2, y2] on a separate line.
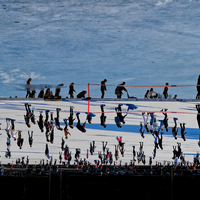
[68, 106, 75, 128]
[55, 108, 63, 131]
[69, 83, 76, 98]
[100, 104, 107, 128]
[163, 83, 169, 99]
[180, 123, 186, 141]
[76, 113, 86, 132]
[77, 90, 87, 98]
[37, 111, 44, 132]
[115, 104, 127, 124]
[100, 79, 107, 98]
[115, 82, 127, 98]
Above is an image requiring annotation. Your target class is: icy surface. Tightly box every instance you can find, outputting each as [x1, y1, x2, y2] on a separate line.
[0, 0, 200, 98]
[0, 98, 200, 165]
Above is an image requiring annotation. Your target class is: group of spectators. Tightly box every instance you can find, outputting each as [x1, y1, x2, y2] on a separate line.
[25, 78, 177, 99]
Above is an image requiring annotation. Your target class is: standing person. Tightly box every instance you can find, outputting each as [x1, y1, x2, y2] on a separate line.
[116, 136, 125, 157]
[115, 82, 127, 99]
[55, 108, 63, 131]
[100, 104, 107, 128]
[161, 109, 169, 132]
[180, 123, 186, 141]
[37, 111, 44, 132]
[24, 103, 36, 128]
[76, 113, 86, 132]
[172, 118, 179, 139]
[45, 144, 51, 159]
[158, 132, 163, 150]
[100, 79, 107, 98]
[139, 122, 145, 138]
[69, 83, 76, 98]
[17, 131, 24, 149]
[163, 83, 169, 99]
[68, 106, 75, 129]
[25, 78, 32, 98]
[55, 83, 64, 97]
[142, 112, 149, 132]
[28, 131, 33, 147]
[63, 119, 71, 139]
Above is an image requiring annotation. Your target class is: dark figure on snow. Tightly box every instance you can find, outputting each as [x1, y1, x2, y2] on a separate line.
[38, 89, 44, 98]
[196, 104, 200, 129]
[172, 118, 179, 139]
[115, 82, 127, 99]
[85, 112, 96, 124]
[69, 83, 76, 98]
[158, 132, 163, 150]
[68, 106, 75, 129]
[115, 104, 127, 125]
[17, 131, 24, 149]
[28, 131, 33, 147]
[180, 123, 186, 141]
[77, 90, 87, 98]
[100, 104, 107, 128]
[63, 119, 71, 139]
[163, 83, 169, 99]
[55, 108, 63, 131]
[24, 103, 36, 128]
[116, 136, 125, 157]
[76, 113, 86, 132]
[100, 79, 107, 98]
[55, 83, 64, 97]
[161, 109, 169, 132]
[25, 78, 32, 98]
[37, 111, 44, 132]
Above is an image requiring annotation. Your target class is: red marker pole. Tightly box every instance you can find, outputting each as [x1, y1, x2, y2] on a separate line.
[88, 83, 90, 114]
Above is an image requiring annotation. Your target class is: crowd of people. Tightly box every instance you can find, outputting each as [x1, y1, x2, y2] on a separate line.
[25, 78, 179, 99]
[3, 97, 199, 168]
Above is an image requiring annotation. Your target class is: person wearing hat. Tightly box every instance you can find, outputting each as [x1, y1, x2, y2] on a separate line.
[100, 79, 107, 98]
[163, 83, 169, 99]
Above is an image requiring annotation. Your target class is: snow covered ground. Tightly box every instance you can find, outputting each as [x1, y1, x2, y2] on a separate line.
[0, 98, 200, 165]
[0, 0, 200, 99]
